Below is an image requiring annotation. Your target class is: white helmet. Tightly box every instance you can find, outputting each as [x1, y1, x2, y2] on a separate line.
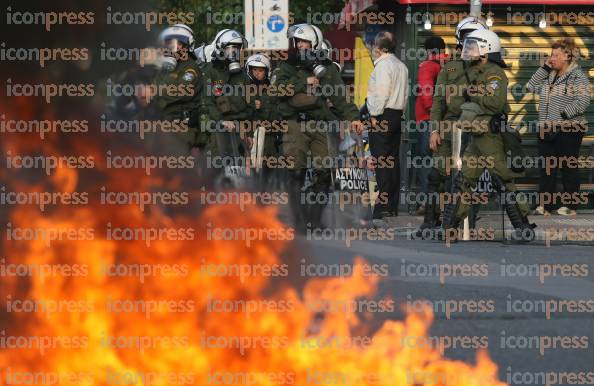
[319, 39, 332, 58]
[194, 44, 206, 63]
[455, 17, 488, 47]
[320, 39, 342, 73]
[159, 23, 195, 49]
[461, 29, 501, 59]
[194, 43, 214, 64]
[211, 29, 247, 73]
[287, 23, 323, 50]
[213, 29, 247, 51]
[246, 53, 272, 80]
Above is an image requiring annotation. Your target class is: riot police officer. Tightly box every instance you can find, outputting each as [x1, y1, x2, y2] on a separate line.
[440, 29, 535, 242]
[272, 23, 363, 232]
[154, 24, 204, 152]
[416, 17, 489, 238]
[246, 53, 279, 156]
[202, 29, 253, 159]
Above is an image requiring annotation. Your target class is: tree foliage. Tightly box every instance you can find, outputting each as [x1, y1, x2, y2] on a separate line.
[153, 0, 346, 44]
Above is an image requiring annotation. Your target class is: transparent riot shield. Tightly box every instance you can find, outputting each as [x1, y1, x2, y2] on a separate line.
[214, 121, 250, 190]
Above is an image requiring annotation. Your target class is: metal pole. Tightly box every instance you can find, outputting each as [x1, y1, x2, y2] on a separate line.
[469, 0, 482, 17]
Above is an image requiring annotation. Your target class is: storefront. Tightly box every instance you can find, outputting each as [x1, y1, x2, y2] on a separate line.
[339, 0, 594, 209]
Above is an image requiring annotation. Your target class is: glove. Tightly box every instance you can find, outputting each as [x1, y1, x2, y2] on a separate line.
[490, 113, 507, 134]
[560, 110, 569, 120]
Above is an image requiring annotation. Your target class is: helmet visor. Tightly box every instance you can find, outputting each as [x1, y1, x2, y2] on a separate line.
[248, 61, 267, 69]
[162, 38, 180, 55]
[174, 34, 191, 46]
[163, 34, 191, 46]
[223, 45, 241, 60]
[461, 39, 481, 60]
[287, 25, 298, 39]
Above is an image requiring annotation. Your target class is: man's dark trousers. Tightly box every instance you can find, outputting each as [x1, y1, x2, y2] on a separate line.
[369, 108, 403, 218]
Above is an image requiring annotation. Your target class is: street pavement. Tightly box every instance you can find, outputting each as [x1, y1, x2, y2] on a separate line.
[285, 212, 594, 384]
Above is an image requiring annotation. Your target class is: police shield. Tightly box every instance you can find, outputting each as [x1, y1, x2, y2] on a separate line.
[213, 121, 251, 190]
[329, 132, 373, 228]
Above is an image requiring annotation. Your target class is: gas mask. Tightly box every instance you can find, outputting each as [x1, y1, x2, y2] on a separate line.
[161, 56, 178, 72]
[161, 38, 180, 72]
[224, 45, 242, 73]
[158, 24, 194, 72]
[298, 48, 328, 79]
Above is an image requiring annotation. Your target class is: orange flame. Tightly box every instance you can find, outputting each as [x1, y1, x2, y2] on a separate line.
[0, 96, 506, 386]
[0, 199, 507, 385]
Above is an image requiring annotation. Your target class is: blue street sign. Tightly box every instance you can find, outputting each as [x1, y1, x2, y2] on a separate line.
[267, 15, 284, 33]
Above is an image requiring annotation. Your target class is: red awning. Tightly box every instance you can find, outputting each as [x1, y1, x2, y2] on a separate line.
[481, 0, 594, 3]
[398, 0, 466, 3]
[399, 0, 594, 3]
[339, 0, 594, 28]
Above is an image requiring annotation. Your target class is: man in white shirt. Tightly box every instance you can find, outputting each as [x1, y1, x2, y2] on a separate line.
[366, 31, 409, 221]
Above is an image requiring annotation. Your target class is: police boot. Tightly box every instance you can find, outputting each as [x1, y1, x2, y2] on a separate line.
[439, 171, 465, 243]
[492, 180, 536, 243]
[416, 169, 442, 239]
[288, 169, 307, 235]
[505, 201, 537, 242]
[307, 169, 332, 231]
